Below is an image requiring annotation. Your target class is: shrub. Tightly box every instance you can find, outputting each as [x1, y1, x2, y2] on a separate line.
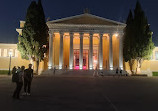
[152, 72, 158, 76]
[0, 70, 9, 75]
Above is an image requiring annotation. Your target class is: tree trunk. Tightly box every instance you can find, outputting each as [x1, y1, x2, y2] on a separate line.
[36, 59, 39, 75]
[129, 59, 135, 74]
[136, 58, 143, 74]
[29, 56, 34, 69]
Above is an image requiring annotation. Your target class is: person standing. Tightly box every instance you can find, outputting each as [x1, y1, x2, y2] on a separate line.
[116, 68, 119, 74]
[24, 64, 33, 96]
[12, 66, 16, 75]
[120, 69, 122, 76]
[13, 66, 25, 99]
[93, 67, 98, 77]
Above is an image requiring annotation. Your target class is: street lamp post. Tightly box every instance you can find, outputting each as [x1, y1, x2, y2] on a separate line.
[8, 51, 12, 75]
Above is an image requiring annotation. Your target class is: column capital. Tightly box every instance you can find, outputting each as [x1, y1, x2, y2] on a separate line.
[69, 32, 74, 36]
[48, 30, 53, 35]
[108, 33, 113, 36]
[89, 33, 94, 36]
[59, 32, 64, 35]
[99, 33, 104, 37]
[79, 32, 84, 36]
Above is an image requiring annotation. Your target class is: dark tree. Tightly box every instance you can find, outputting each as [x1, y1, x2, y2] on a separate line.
[17, 0, 48, 74]
[123, 10, 135, 74]
[123, 1, 154, 74]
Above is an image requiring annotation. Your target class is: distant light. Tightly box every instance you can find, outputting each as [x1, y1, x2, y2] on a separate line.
[48, 65, 52, 69]
[79, 65, 83, 69]
[59, 65, 62, 69]
[114, 33, 119, 37]
[110, 67, 113, 70]
[99, 67, 103, 70]
[69, 65, 73, 69]
[89, 67, 93, 70]
[9, 51, 12, 56]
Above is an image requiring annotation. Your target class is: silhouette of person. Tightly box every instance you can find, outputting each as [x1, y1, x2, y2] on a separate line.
[54, 67, 56, 75]
[24, 64, 33, 96]
[116, 68, 119, 74]
[120, 69, 122, 76]
[13, 66, 25, 99]
[12, 66, 16, 75]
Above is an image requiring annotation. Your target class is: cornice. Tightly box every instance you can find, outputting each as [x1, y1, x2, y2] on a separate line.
[47, 23, 126, 29]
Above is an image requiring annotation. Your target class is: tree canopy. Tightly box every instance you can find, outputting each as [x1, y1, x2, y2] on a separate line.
[123, 1, 154, 74]
[17, 0, 48, 74]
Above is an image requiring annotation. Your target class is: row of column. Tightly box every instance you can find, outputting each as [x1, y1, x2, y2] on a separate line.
[48, 32, 123, 70]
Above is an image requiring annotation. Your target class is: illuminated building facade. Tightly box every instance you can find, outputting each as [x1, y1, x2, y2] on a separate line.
[47, 13, 125, 70]
[14, 13, 158, 76]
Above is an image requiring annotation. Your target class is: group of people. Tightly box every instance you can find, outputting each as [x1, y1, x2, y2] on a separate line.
[93, 67, 123, 77]
[115, 67, 123, 76]
[12, 64, 33, 99]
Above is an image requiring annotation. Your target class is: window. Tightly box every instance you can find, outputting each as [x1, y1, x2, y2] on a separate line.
[155, 51, 158, 60]
[3, 49, 7, 57]
[15, 49, 18, 57]
[0, 49, 1, 57]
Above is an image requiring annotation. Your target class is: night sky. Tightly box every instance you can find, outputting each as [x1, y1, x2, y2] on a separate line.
[0, 0, 158, 45]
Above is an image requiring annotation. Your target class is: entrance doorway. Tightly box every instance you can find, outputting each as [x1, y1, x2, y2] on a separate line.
[74, 49, 89, 70]
[83, 50, 88, 69]
[74, 50, 79, 69]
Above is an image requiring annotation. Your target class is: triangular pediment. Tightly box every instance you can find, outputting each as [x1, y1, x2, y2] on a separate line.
[48, 13, 125, 26]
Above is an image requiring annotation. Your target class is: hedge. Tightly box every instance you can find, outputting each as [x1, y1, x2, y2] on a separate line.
[152, 72, 158, 76]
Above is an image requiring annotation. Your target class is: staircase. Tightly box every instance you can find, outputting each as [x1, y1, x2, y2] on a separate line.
[41, 69, 129, 76]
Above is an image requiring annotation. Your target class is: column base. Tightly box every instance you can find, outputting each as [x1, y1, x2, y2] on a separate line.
[59, 65, 62, 69]
[79, 65, 83, 70]
[99, 67, 103, 70]
[89, 67, 93, 70]
[119, 67, 123, 70]
[69, 65, 73, 69]
[110, 67, 113, 70]
[48, 65, 52, 69]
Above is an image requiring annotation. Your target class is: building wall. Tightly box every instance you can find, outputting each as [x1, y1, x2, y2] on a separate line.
[0, 43, 158, 75]
[0, 43, 46, 74]
[0, 44, 18, 70]
[124, 47, 158, 76]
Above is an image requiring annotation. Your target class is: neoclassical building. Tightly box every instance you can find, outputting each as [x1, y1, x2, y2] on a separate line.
[0, 12, 156, 76]
[47, 13, 126, 70]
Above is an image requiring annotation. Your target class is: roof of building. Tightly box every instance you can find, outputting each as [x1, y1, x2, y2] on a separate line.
[48, 13, 126, 26]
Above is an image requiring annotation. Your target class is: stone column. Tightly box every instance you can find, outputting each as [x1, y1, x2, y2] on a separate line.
[79, 33, 83, 69]
[59, 32, 64, 69]
[89, 33, 93, 70]
[99, 33, 103, 70]
[69, 33, 74, 69]
[119, 34, 123, 70]
[48, 31, 53, 69]
[109, 33, 113, 70]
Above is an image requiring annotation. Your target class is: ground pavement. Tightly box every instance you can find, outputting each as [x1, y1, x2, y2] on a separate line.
[0, 73, 158, 111]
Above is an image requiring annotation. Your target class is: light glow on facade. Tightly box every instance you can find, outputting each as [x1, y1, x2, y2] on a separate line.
[114, 33, 119, 37]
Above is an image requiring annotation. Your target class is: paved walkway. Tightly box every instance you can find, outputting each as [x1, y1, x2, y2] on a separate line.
[0, 74, 158, 111]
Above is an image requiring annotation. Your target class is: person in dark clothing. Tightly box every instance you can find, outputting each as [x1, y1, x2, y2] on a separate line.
[12, 66, 16, 75]
[116, 68, 119, 74]
[24, 64, 33, 96]
[13, 66, 25, 99]
[120, 69, 122, 76]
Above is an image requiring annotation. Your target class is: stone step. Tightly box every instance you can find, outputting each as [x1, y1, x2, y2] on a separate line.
[41, 69, 129, 76]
